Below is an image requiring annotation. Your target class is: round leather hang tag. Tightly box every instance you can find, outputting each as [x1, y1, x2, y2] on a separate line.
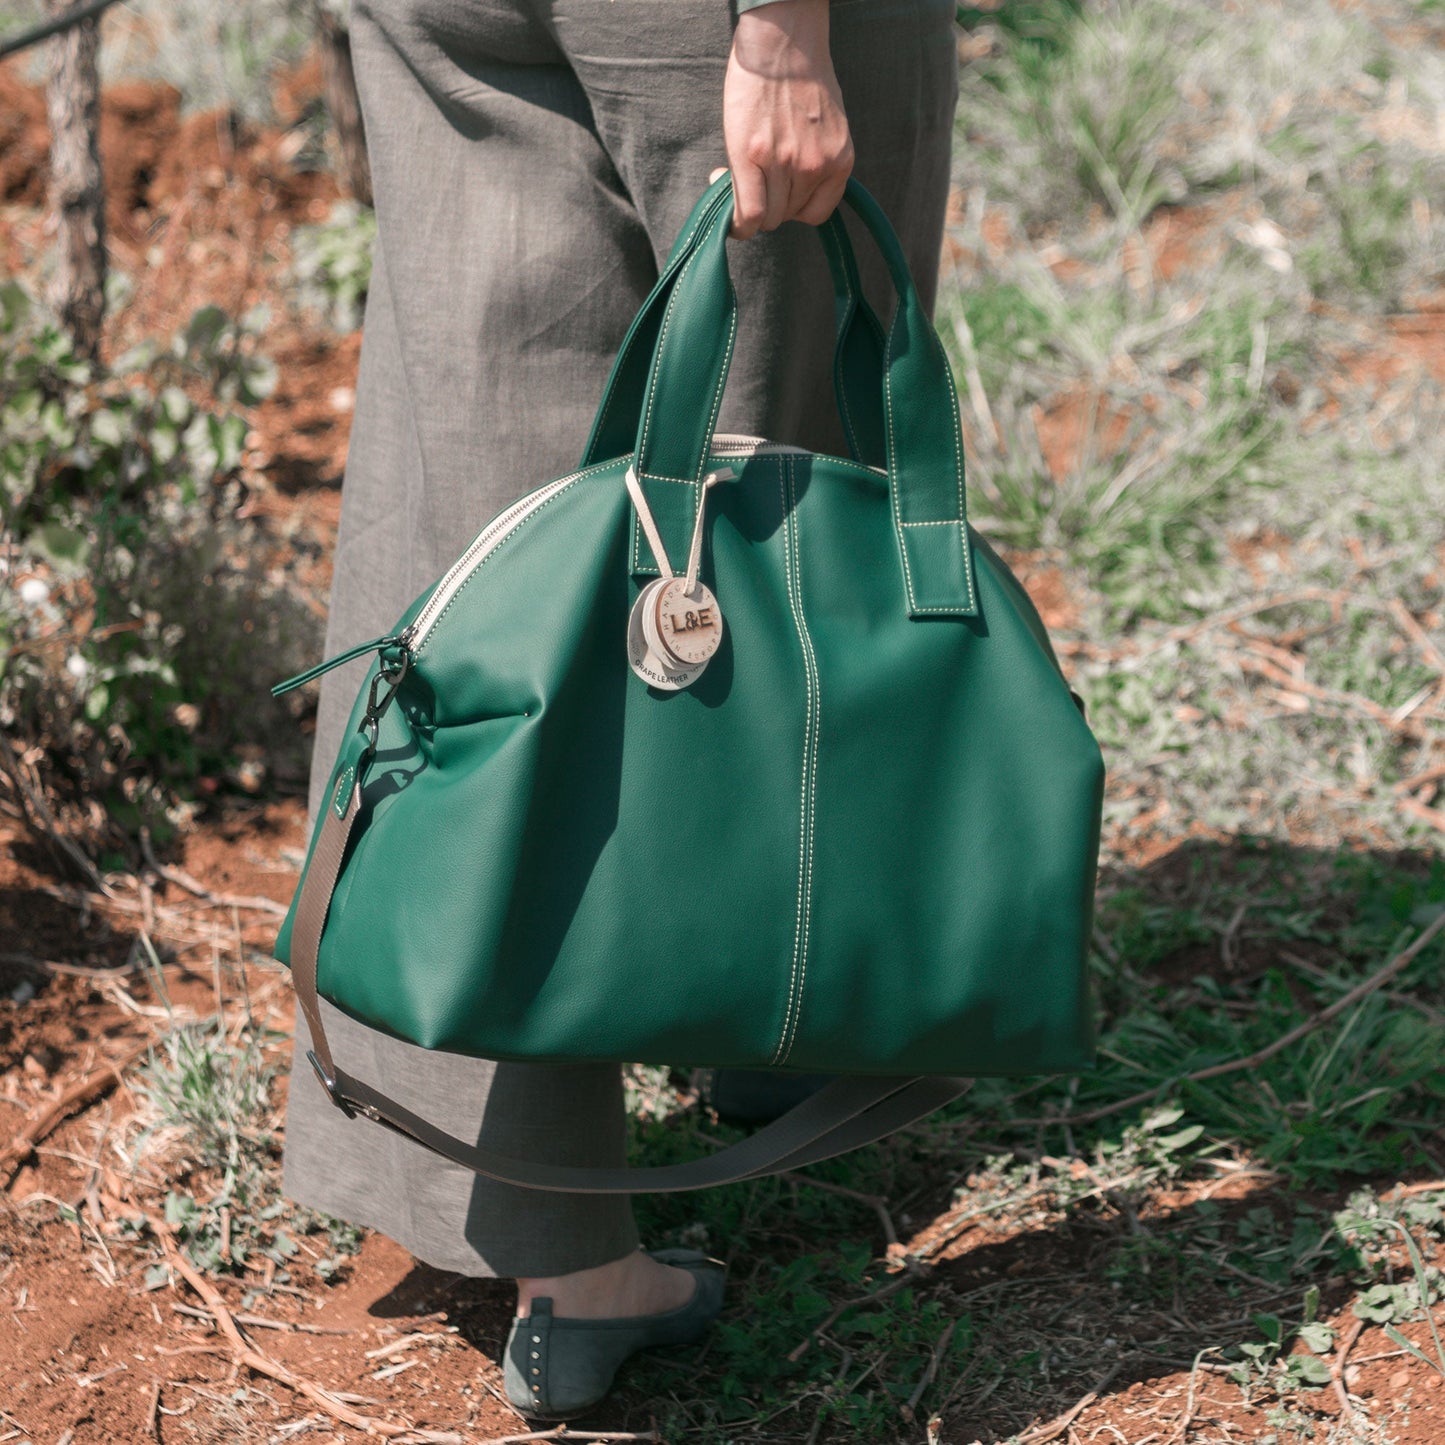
[627, 579, 707, 691]
[647, 577, 724, 669]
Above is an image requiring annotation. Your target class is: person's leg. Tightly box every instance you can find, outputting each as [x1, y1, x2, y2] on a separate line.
[282, 0, 681, 1300]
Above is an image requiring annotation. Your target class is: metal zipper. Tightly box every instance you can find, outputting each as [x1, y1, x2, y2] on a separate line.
[404, 441, 793, 656]
[399, 467, 596, 655]
[400, 434, 863, 658]
[707, 433, 809, 457]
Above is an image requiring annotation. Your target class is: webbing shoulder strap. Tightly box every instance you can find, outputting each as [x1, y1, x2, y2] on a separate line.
[289, 779, 970, 1194]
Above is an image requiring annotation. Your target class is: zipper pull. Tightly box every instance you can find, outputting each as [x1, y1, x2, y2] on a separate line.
[271, 633, 407, 697]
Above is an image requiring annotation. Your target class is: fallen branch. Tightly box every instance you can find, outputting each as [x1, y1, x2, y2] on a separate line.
[1012, 908, 1445, 1130]
[1330, 1315, 1367, 1423]
[477, 1432, 663, 1444]
[147, 1215, 455, 1441]
[1399, 794, 1445, 835]
[170, 1301, 354, 1335]
[0, 950, 144, 979]
[1015, 1364, 1120, 1443]
[1166, 1351, 1211, 1445]
[1, 1041, 151, 1187]
[1134, 588, 1344, 658]
[787, 1262, 930, 1363]
[140, 829, 288, 917]
[778, 1169, 898, 1248]
[1389, 599, 1445, 675]
[1387, 1180, 1445, 1200]
[902, 1319, 957, 1422]
[0, 732, 111, 893]
[1395, 762, 1445, 797]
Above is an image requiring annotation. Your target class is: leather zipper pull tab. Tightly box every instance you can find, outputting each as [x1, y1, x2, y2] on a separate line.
[271, 634, 405, 697]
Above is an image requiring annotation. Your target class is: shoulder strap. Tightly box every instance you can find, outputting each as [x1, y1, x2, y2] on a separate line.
[288, 777, 969, 1194]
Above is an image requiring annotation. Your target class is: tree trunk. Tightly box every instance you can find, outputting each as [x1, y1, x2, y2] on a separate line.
[318, 6, 372, 207]
[43, 0, 107, 363]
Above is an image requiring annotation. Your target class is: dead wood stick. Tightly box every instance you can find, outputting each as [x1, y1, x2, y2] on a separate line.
[1389, 599, 1445, 675]
[145, 1379, 161, 1440]
[1015, 1365, 1120, 1444]
[1235, 652, 1418, 727]
[902, 1319, 957, 1420]
[787, 1262, 930, 1363]
[1399, 795, 1445, 835]
[1330, 1315, 1367, 1422]
[1, 1040, 151, 1186]
[140, 829, 287, 917]
[170, 1301, 353, 1335]
[1134, 588, 1344, 657]
[1165, 1350, 1212, 1445]
[1395, 762, 1445, 796]
[477, 1432, 664, 1444]
[0, 732, 110, 892]
[1387, 1180, 1445, 1199]
[147, 1214, 438, 1440]
[0, 950, 143, 978]
[1012, 908, 1445, 1129]
[778, 1170, 898, 1248]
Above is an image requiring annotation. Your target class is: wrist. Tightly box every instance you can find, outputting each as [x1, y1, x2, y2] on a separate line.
[732, 0, 831, 76]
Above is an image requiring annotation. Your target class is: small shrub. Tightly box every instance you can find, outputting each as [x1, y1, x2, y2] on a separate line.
[288, 199, 375, 332]
[0, 281, 319, 856]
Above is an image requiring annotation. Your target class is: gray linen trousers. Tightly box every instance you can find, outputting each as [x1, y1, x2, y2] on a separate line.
[281, 0, 960, 1278]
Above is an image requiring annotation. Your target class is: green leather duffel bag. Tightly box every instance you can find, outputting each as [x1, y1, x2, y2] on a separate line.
[273, 174, 1105, 1193]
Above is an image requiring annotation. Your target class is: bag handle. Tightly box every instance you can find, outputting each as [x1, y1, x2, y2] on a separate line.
[628, 173, 977, 619]
[581, 189, 887, 476]
[288, 764, 970, 1193]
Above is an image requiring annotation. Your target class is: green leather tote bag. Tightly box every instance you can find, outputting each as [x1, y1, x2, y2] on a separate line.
[273, 175, 1105, 1193]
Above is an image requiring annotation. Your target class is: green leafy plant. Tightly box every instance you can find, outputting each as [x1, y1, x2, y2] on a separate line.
[288, 199, 375, 332]
[0, 280, 318, 853]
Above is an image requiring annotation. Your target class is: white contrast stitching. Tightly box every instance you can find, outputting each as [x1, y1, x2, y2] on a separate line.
[777, 456, 820, 1067]
[638, 245, 701, 467]
[772, 462, 811, 1066]
[593, 196, 725, 456]
[695, 285, 739, 485]
[633, 242, 710, 573]
[880, 270, 979, 615]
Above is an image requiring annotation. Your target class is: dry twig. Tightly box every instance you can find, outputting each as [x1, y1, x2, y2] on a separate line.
[778, 1169, 899, 1248]
[147, 1214, 455, 1441]
[140, 828, 287, 916]
[1012, 909, 1445, 1129]
[1330, 1315, 1367, 1422]
[1016, 1365, 1120, 1443]
[787, 1261, 930, 1362]
[477, 1431, 663, 1444]
[0, 728, 111, 892]
[1, 1041, 151, 1187]
[902, 1319, 957, 1422]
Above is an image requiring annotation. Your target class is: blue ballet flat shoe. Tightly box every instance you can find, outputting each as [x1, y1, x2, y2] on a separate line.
[503, 1247, 726, 1420]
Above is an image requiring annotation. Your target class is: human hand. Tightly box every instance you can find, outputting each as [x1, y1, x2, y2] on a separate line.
[717, 0, 853, 239]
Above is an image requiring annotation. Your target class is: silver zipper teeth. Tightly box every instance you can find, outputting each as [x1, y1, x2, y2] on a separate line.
[708, 433, 809, 456]
[401, 437, 821, 655]
[401, 469, 588, 653]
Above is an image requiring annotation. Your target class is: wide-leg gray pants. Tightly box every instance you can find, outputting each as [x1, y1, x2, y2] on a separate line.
[281, 0, 960, 1278]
